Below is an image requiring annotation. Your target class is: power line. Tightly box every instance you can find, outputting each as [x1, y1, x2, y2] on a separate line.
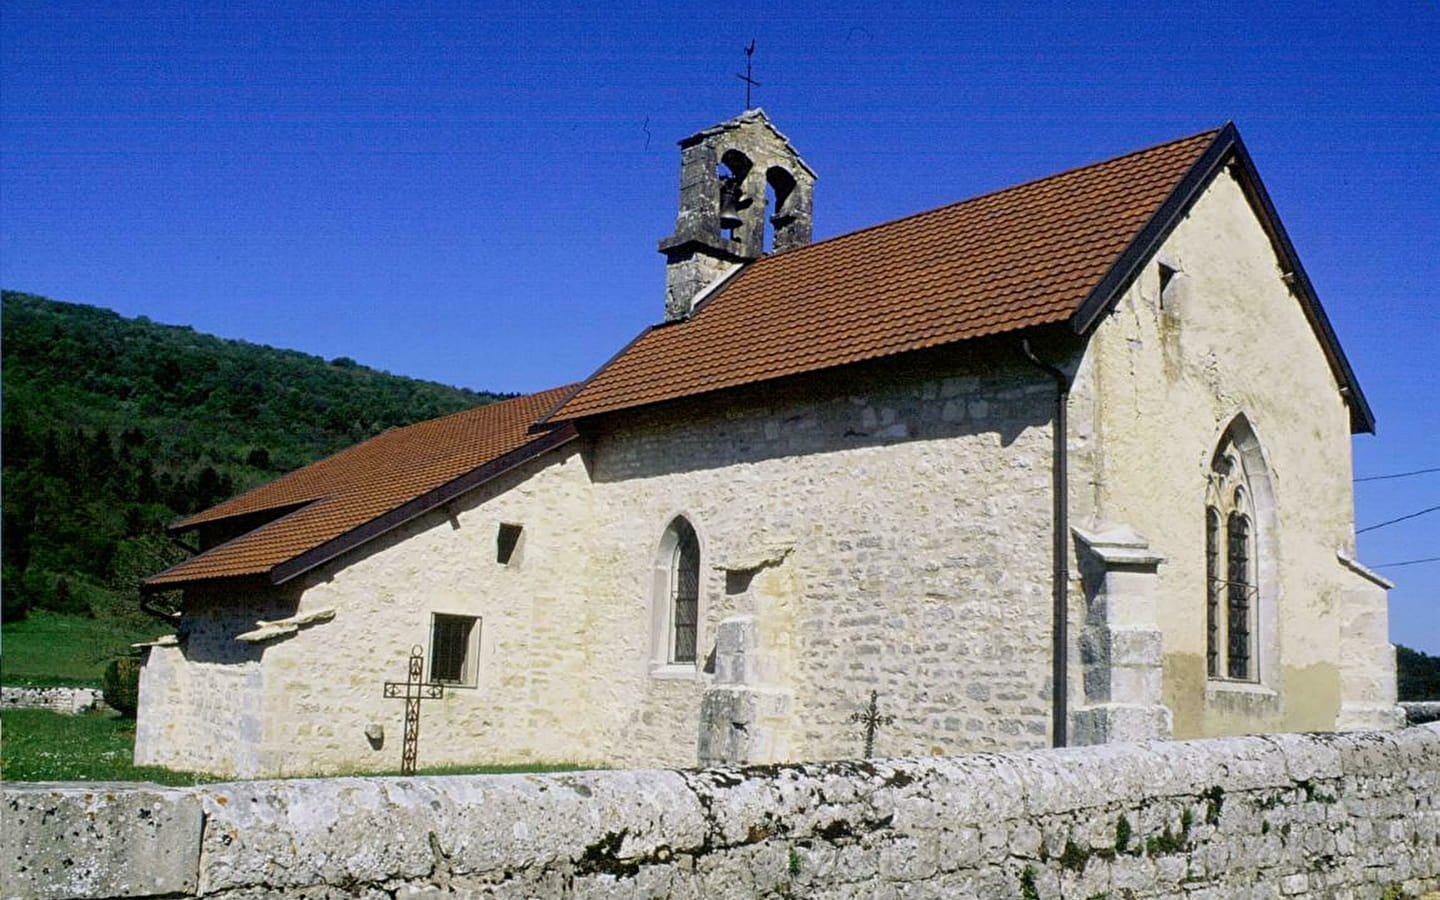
[1372, 556, 1440, 569]
[1357, 504, 1440, 534]
[1355, 466, 1440, 483]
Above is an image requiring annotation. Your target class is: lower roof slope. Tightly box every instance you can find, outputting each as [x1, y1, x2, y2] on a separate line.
[146, 385, 577, 590]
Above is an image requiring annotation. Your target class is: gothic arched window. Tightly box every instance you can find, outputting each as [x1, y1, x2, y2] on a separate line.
[1206, 425, 1263, 681]
[651, 516, 702, 670]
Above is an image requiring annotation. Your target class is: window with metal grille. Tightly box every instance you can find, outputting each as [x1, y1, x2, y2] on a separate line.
[1226, 512, 1253, 679]
[430, 614, 479, 685]
[671, 519, 700, 663]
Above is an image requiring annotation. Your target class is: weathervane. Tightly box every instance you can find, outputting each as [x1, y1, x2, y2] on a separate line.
[736, 40, 761, 109]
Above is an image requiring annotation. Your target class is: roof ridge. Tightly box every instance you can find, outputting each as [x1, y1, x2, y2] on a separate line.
[747, 125, 1226, 270]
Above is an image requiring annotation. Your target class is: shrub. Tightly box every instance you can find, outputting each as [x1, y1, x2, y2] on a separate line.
[102, 655, 142, 718]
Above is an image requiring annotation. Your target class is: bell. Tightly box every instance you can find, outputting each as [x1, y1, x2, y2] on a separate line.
[719, 178, 748, 230]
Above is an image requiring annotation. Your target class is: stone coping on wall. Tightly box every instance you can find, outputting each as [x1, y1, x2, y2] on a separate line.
[4, 724, 1438, 899]
[1404, 702, 1440, 725]
[1, 686, 108, 715]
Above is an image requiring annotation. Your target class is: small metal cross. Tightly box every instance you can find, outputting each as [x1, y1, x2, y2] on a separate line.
[736, 39, 761, 109]
[383, 644, 445, 775]
[850, 689, 894, 758]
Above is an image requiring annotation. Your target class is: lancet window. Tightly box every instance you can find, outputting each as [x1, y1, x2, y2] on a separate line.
[1206, 434, 1259, 681]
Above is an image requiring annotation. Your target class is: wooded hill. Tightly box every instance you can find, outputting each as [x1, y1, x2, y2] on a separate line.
[1, 290, 505, 630]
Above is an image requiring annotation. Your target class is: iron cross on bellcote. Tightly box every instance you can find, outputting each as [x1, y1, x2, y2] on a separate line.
[383, 644, 445, 775]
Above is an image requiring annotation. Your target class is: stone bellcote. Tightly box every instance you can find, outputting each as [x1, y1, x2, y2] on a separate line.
[658, 109, 816, 321]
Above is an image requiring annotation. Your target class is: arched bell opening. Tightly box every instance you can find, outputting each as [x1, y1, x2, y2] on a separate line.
[717, 150, 754, 243]
[764, 166, 797, 254]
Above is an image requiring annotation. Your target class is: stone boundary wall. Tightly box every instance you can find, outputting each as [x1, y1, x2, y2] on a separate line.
[4, 725, 1437, 900]
[1, 686, 107, 715]
[1403, 702, 1440, 726]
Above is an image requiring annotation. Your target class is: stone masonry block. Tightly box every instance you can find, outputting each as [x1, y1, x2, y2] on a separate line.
[712, 615, 759, 685]
[1071, 703, 1172, 745]
[1109, 626, 1163, 667]
[196, 770, 709, 894]
[2, 783, 202, 899]
[1264, 731, 1343, 782]
[1109, 665, 1164, 705]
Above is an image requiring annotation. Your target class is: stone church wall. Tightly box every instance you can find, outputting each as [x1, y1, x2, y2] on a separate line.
[133, 158, 1398, 780]
[135, 588, 291, 776]
[136, 346, 1059, 776]
[585, 348, 1059, 764]
[8, 724, 1437, 899]
[1068, 166, 1399, 740]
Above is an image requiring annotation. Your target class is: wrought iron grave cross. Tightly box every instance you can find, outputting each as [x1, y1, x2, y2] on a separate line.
[736, 40, 761, 109]
[850, 689, 894, 758]
[383, 644, 445, 775]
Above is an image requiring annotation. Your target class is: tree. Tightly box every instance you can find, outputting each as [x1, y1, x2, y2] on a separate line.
[1397, 645, 1440, 701]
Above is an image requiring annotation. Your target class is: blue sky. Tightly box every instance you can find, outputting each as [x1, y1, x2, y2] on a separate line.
[3, 0, 1436, 652]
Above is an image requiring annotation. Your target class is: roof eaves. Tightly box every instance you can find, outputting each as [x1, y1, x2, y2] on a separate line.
[1070, 123, 1374, 434]
[166, 499, 315, 536]
[1071, 124, 1235, 336]
[140, 572, 275, 598]
[532, 325, 1054, 431]
[142, 498, 330, 592]
[1223, 134, 1376, 434]
[267, 423, 579, 585]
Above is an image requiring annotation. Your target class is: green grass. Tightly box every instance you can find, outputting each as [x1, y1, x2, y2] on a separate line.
[1, 610, 166, 686]
[1, 708, 593, 784]
[0, 709, 213, 785]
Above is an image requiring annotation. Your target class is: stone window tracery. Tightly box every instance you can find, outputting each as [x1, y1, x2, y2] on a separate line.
[1206, 429, 1261, 681]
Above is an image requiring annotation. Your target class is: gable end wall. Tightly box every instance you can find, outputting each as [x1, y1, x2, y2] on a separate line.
[1069, 166, 1394, 738]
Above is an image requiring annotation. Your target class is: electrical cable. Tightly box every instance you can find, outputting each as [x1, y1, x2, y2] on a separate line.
[1355, 466, 1440, 483]
[1356, 504, 1440, 534]
[1372, 556, 1440, 569]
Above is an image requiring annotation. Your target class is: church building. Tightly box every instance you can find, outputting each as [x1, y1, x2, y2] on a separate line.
[135, 111, 1401, 778]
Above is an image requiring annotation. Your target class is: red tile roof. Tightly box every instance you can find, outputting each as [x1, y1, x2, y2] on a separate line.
[149, 124, 1377, 592]
[543, 128, 1223, 423]
[145, 386, 578, 589]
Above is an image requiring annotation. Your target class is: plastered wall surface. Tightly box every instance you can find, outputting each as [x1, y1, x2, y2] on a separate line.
[1068, 167, 1397, 739]
[7, 724, 1437, 899]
